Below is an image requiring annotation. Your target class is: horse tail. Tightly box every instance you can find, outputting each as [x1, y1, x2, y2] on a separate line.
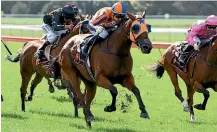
[6, 42, 28, 63]
[6, 54, 20, 62]
[146, 61, 165, 79]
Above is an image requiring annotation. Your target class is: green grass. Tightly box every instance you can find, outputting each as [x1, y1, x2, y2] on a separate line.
[1, 29, 43, 38]
[1, 17, 43, 25]
[1, 42, 217, 132]
[1, 17, 197, 28]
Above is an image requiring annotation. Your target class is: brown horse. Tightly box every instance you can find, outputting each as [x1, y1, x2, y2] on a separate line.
[5, 15, 90, 114]
[57, 12, 153, 128]
[147, 36, 217, 122]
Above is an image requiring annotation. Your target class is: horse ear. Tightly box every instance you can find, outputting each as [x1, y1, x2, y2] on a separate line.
[142, 10, 146, 19]
[127, 12, 135, 21]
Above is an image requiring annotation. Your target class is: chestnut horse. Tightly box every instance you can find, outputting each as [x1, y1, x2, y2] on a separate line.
[5, 15, 91, 114]
[147, 36, 217, 122]
[57, 12, 153, 128]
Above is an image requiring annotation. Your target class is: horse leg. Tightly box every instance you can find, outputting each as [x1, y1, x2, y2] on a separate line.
[20, 71, 33, 112]
[65, 81, 79, 118]
[97, 75, 117, 112]
[46, 77, 55, 93]
[167, 70, 187, 109]
[61, 68, 93, 128]
[122, 73, 149, 119]
[186, 85, 196, 122]
[83, 82, 97, 122]
[213, 83, 217, 92]
[27, 73, 43, 101]
[193, 81, 209, 111]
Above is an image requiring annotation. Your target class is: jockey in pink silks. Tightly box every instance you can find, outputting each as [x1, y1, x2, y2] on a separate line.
[179, 15, 217, 65]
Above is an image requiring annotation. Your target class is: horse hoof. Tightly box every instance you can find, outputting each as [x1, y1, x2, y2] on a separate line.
[190, 114, 196, 122]
[49, 87, 55, 93]
[27, 96, 32, 101]
[87, 115, 95, 122]
[74, 115, 79, 118]
[194, 104, 205, 110]
[104, 105, 116, 112]
[140, 112, 150, 119]
[77, 104, 83, 109]
[86, 121, 92, 129]
[183, 106, 190, 112]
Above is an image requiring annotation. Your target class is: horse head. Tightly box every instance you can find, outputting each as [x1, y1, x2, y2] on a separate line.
[207, 35, 217, 63]
[210, 35, 217, 51]
[125, 11, 153, 54]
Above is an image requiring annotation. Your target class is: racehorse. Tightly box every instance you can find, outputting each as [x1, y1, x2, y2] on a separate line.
[147, 36, 217, 122]
[57, 11, 153, 128]
[5, 15, 90, 116]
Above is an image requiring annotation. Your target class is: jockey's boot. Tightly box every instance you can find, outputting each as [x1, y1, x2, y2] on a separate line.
[178, 44, 193, 66]
[80, 35, 101, 61]
[178, 55, 186, 66]
[183, 44, 193, 53]
[35, 41, 50, 63]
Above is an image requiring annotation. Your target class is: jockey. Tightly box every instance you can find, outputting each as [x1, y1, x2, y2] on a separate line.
[80, 2, 127, 59]
[35, 4, 79, 63]
[179, 15, 217, 65]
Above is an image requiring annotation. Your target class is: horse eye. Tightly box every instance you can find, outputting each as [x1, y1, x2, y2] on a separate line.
[132, 25, 141, 34]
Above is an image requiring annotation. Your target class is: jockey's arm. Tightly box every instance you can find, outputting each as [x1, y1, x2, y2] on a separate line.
[186, 26, 201, 46]
[87, 14, 107, 32]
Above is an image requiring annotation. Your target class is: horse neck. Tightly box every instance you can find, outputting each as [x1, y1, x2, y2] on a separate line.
[206, 39, 217, 63]
[59, 30, 78, 48]
[106, 21, 132, 55]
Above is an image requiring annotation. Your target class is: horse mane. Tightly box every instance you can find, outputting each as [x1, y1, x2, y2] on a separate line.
[210, 35, 217, 44]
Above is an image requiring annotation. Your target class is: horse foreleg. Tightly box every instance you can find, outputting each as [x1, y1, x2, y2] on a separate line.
[122, 73, 150, 119]
[28, 73, 43, 101]
[193, 81, 209, 111]
[97, 75, 117, 112]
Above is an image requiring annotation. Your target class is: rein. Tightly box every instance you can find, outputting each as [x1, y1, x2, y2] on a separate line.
[98, 29, 131, 57]
[197, 39, 217, 67]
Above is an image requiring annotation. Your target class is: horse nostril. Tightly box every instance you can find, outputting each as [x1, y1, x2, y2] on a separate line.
[143, 46, 149, 50]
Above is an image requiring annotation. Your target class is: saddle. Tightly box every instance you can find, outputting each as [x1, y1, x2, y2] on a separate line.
[172, 42, 196, 73]
[73, 35, 94, 65]
[72, 35, 96, 81]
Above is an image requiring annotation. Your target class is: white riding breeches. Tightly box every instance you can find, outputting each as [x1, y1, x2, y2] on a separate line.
[42, 23, 68, 43]
[88, 25, 108, 39]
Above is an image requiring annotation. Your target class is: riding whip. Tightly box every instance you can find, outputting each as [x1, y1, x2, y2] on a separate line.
[1, 40, 12, 55]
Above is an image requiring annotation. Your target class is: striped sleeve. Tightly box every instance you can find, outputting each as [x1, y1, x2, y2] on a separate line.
[91, 12, 107, 26]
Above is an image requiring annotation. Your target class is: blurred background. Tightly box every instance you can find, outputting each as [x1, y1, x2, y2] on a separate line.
[1, 1, 217, 42]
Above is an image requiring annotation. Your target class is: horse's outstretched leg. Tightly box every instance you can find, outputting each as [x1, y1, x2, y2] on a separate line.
[65, 80, 79, 118]
[166, 69, 187, 110]
[46, 77, 55, 93]
[122, 73, 150, 119]
[193, 81, 209, 111]
[186, 84, 196, 122]
[27, 73, 43, 101]
[97, 75, 117, 112]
